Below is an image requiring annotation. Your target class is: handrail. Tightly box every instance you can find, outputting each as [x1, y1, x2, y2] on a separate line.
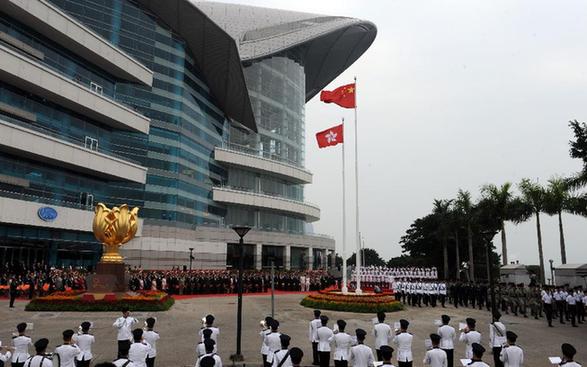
[0, 189, 92, 211]
[214, 184, 320, 210]
[220, 142, 309, 171]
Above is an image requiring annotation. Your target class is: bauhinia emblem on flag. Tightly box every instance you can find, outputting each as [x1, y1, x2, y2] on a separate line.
[320, 83, 356, 109]
[316, 124, 344, 148]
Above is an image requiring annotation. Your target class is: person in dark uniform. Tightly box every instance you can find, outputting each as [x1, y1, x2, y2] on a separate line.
[9, 277, 18, 308]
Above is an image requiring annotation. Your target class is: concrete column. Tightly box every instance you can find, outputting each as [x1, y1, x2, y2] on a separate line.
[285, 245, 291, 270]
[256, 243, 263, 270]
[307, 247, 313, 270]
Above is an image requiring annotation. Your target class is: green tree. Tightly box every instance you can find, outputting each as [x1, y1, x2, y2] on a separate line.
[480, 183, 527, 265]
[432, 199, 453, 279]
[346, 248, 386, 267]
[544, 177, 572, 264]
[519, 178, 547, 281]
[455, 190, 476, 281]
[567, 120, 587, 189]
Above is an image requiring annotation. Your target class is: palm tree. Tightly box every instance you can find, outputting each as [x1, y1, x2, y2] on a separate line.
[480, 183, 516, 265]
[455, 190, 476, 281]
[519, 179, 547, 282]
[433, 199, 453, 279]
[544, 177, 572, 264]
[450, 205, 462, 280]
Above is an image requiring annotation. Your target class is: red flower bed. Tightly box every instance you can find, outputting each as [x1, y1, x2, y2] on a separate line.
[301, 290, 402, 313]
[25, 290, 173, 311]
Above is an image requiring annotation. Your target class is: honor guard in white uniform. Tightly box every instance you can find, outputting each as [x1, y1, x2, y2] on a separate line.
[437, 315, 455, 367]
[499, 331, 523, 367]
[113, 346, 135, 367]
[198, 329, 218, 358]
[330, 320, 352, 367]
[261, 317, 275, 367]
[349, 329, 375, 367]
[269, 334, 292, 367]
[128, 329, 150, 367]
[373, 312, 392, 361]
[264, 320, 283, 356]
[0, 344, 12, 366]
[459, 318, 481, 359]
[467, 343, 490, 367]
[143, 318, 160, 367]
[423, 334, 447, 367]
[559, 343, 581, 367]
[196, 340, 222, 367]
[23, 338, 53, 367]
[113, 308, 138, 359]
[73, 322, 94, 367]
[392, 319, 413, 367]
[309, 310, 322, 366]
[289, 348, 304, 367]
[199, 315, 220, 347]
[53, 330, 80, 367]
[379, 345, 396, 367]
[317, 316, 333, 367]
[489, 312, 506, 367]
[12, 323, 32, 367]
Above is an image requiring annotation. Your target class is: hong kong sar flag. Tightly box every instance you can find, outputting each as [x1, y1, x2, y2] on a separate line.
[316, 124, 344, 148]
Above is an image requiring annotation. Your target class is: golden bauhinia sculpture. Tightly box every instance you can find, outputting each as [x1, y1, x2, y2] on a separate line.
[92, 203, 139, 263]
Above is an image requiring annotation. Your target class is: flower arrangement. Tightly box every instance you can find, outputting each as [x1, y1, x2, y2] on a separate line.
[25, 290, 174, 312]
[301, 290, 402, 313]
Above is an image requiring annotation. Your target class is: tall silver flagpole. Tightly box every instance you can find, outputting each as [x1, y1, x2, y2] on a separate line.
[341, 118, 348, 294]
[354, 76, 362, 294]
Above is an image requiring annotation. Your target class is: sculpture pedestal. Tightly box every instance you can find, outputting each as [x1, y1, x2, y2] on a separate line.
[87, 262, 128, 293]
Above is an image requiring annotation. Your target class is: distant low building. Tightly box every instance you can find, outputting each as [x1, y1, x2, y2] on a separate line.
[500, 264, 531, 285]
[553, 264, 587, 288]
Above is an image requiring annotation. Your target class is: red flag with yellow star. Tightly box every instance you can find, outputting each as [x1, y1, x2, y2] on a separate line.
[320, 83, 356, 109]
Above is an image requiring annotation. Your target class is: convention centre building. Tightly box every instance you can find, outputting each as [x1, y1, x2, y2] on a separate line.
[0, 0, 376, 269]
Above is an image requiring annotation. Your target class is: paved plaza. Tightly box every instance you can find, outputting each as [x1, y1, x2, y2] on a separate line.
[1, 294, 586, 366]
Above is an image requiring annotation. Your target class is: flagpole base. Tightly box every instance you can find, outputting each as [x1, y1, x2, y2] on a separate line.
[355, 288, 363, 295]
[341, 285, 348, 295]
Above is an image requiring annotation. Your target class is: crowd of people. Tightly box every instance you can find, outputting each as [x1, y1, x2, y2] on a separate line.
[351, 266, 438, 286]
[0, 308, 581, 367]
[396, 279, 587, 329]
[127, 269, 335, 294]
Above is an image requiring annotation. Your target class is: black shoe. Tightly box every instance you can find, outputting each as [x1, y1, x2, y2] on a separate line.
[549, 324, 553, 327]
[572, 325, 578, 327]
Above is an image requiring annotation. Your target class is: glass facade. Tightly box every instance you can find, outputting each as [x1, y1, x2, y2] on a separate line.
[49, 0, 229, 228]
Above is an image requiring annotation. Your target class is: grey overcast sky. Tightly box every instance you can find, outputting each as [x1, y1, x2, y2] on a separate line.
[221, 0, 587, 268]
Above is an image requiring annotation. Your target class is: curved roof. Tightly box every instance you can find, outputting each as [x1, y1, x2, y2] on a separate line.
[193, 1, 377, 101]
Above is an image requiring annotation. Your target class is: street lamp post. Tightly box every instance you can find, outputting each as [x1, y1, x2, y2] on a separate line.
[189, 247, 194, 271]
[231, 226, 251, 362]
[481, 229, 498, 321]
[270, 257, 275, 318]
[549, 259, 555, 286]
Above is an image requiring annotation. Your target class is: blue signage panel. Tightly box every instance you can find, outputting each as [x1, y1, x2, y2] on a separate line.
[38, 207, 58, 222]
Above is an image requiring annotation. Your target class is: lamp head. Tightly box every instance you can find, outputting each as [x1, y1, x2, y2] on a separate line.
[232, 226, 252, 238]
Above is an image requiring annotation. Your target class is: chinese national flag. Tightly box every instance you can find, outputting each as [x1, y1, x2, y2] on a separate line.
[316, 124, 344, 148]
[320, 83, 356, 109]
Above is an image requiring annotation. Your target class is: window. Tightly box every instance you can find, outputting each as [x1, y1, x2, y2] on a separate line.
[84, 136, 98, 151]
[90, 81, 103, 95]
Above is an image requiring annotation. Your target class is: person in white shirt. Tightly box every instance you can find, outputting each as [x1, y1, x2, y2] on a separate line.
[199, 315, 220, 347]
[392, 319, 413, 367]
[264, 320, 282, 356]
[349, 329, 374, 367]
[53, 329, 80, 367]
[12, 322, 32, 367]
[542, 288, 554, 327]
[113, 344, 136, 367]
[567, 291, 578, 327]
[330, 320, 352, 367]
[143, 318, 160, 367]
[128, 329, 150, 367]
[309, 310, 322, 366]
[437, 315, 455, 367]
[23, 338, 53, 367]
[379, 345, 395, 367]
[73, 322, 94, 367]
[559, 343, 581, 367]
[0, 344, 13, 366]
[499, 331, 523, 367]
[423, 334, 447, 367]
[290, 347, 304, 367]
[489, 312, 507, 367]
[196, 340, 222, 367]
[467, 343, 490, 367]
[198, 329, 218, 358]
[113, 307, 138, 359]
[261, 317, 275, 367]
[317, 316, 334, 367]
[198, 355, 216, 367]
[269, 334, 292, 367]
[459, 318, 481, 359]
[373, 312, 392, 361]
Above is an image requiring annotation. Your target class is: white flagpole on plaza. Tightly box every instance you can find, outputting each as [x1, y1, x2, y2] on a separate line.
[341, 118, 348, 294]
[354, 76, 362, 294]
